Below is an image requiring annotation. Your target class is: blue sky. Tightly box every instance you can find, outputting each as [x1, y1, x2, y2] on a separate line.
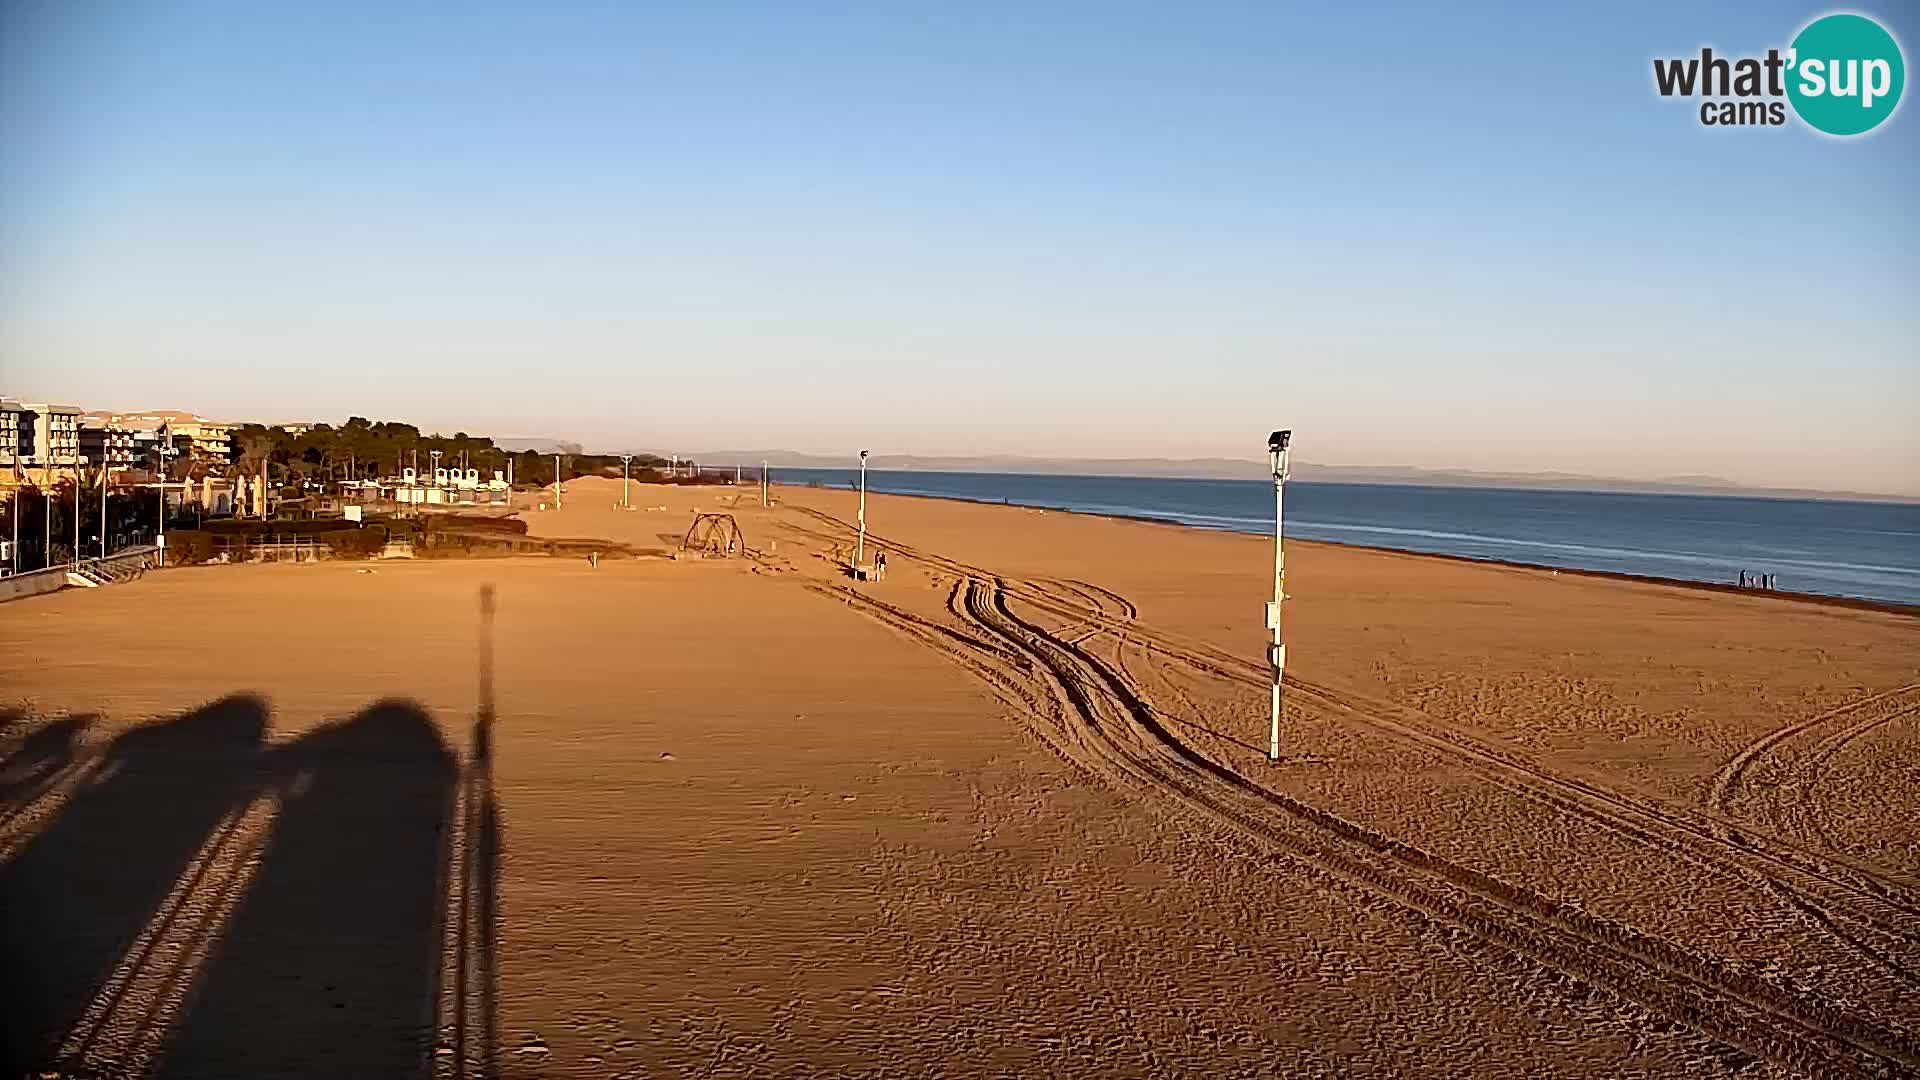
[2, 2, 1914, 492]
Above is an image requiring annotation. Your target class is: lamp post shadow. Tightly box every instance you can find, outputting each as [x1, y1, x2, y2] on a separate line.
[448, 582, 503, 1080]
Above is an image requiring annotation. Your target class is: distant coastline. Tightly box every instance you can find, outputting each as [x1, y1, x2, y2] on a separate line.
[546, 447, 1914, 506]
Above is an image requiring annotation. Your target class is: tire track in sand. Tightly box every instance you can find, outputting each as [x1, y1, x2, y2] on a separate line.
[1707, 683, 1920, 823]
[0, 754, 108, 864]
[786, 505, 1920, 933]
[54, 791, 280, 1078]
[775, 503, 1920, 1068]
[1784, 697, 1920, 867]
[962, 574, 1917, 1075]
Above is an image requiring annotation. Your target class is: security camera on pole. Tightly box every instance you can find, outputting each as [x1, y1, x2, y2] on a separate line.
[856, 449, 869, 567]
[1266, 430, 1293, 764]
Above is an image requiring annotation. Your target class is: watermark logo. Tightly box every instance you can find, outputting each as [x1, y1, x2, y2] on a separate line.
[1652, 11, 1905, 135]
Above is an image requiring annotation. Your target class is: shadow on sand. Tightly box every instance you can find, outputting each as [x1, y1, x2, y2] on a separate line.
[0, 589, 505, 1079]
[0, 712, 94, 811]
[158, 699, 458, 1078]
[0, 695, 269, 1072]
[447, 582, 503, 1080]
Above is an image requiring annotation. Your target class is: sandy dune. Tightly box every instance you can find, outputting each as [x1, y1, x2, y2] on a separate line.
[2, 475, 1916, 1078]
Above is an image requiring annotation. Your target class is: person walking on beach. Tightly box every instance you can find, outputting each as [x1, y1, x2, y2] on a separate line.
[875, 551, 887, 581]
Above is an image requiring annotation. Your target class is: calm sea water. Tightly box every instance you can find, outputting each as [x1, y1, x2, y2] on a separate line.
[775, 469, 1920, 607]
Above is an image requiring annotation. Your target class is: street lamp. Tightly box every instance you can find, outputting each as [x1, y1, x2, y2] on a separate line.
[156, 444, 179, 564]
[1266, 429, 1293, 763]
[620, 455, 633, 508]
[761, 460, 769, 507]
[856, 449, 869, 566]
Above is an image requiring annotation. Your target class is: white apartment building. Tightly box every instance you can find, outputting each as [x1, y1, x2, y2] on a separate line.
[171, 421, 233, 462]
[23, 403, 81, 468]
[0, 399, 22, 471]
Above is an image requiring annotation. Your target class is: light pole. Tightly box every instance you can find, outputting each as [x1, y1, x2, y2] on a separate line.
[156, 444, 178, 564]
[856, 449, 869, 566]
[72, 467, 81, 566]
[621, 455, 633, 507]
[1266, 430, 1293, 763]
[553, 454, 563, 508]
[761, 460, 769, 507]
[100, 465, 110, 559]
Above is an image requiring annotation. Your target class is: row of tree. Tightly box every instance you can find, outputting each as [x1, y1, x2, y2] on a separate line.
[221, 418, 683, 490]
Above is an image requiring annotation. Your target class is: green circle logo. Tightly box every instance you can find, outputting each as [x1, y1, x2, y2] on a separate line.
[1786, 13, 1905, 136]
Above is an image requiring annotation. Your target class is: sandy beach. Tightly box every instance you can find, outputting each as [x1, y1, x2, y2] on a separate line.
[3, 475, 1917, 1078]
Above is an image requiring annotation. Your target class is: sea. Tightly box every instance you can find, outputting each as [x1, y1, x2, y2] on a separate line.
[772, 469, 1920, 607]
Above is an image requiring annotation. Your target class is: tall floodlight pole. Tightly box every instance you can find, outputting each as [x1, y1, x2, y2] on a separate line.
[72, 470, 81, 565]
[761, 460, 769, 507]
[100, 467, 109, 559]
[553, 454, 563, 507]
[856, 449, 869, 566]
[621, 455, 633, 508]
[156, 445, 177, 564]
[1266, 430, 1293, 763]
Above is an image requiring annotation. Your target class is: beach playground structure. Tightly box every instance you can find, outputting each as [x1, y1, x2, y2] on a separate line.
[681, 513, 743, 558]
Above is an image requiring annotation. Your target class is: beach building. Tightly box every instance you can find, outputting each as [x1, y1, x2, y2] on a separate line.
[9, 403, 83, 484]
[385, 467, 512, 507]
[93, 411, 236, 468]
[0, 399, 22, 474]
[80, 424, 138, 469]
[166, 419, 235, 463]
